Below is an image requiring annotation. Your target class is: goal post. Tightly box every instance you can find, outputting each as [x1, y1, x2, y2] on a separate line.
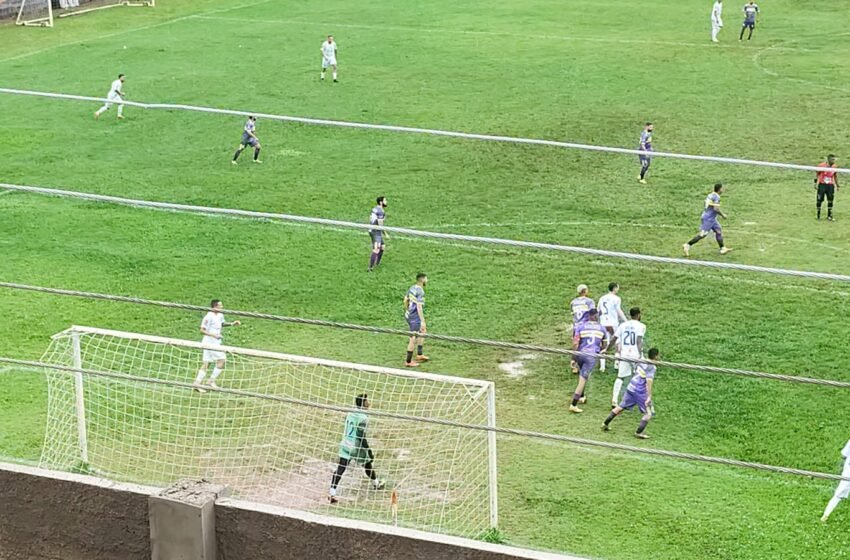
[39, 325, 498, 538]
[12, 0, 54, 27]
[57, 0, 154, 19]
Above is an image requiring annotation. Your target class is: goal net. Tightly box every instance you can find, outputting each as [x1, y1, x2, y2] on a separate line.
[7, 0, 54, 27]
[38, 326, 498, 538]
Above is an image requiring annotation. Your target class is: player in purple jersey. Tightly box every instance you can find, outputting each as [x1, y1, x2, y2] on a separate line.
[403, 273, 429, 367]
[568, 308, 608, 414]
[568, 284, 595, 374]
[683, 183, 732, 256]
[638, 123, 653, 184]
[602, 348, 659, 438]
[368, 197, 388, 272]
[739, 1, 759, 41]
[232, 116, 262, 164]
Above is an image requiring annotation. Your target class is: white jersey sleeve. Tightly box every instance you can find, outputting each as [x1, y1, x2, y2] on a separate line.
[842, 439, 850, 460]
[110, 79, 123, 95]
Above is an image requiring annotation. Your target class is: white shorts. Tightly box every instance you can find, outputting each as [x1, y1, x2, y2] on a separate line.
[101, 91, 121, 108]
[836, 478, 850, 500]
[618, 359, 636, 379]
[202, 340, 226, 363]
[322, 57, 337, 69]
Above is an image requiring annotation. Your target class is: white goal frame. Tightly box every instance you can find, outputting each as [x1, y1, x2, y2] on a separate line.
[16, 0, 53, 27]
[58, 0, 154, 19]
[50, 325, 499, 529]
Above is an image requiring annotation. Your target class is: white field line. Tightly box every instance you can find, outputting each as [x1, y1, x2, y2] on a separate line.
[752, 44, 850, 94]
[426, 220, 850, 255]
[0, 0, 276, 65]
[24, 193, 846, 298]
[192, 14, 814, 52]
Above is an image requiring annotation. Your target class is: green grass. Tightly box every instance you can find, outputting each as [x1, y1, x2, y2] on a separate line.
[2, 0, 850, 557]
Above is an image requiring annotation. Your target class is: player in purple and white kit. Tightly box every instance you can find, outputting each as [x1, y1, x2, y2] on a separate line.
[568, 284, 596, 374]
[602, 348, 659, 439]
[638, 123, 653, 184]
[568, 308, 608, 414]
[232, 116, 262, 164]
[367, 197, 388, 272]
[683, 183, 732, 256]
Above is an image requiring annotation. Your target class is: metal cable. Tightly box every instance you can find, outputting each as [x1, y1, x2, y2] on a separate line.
[1, 87, 849, 174]
[2, 281, 849, 389]
[2, 356, 846, 483]
[3, 182, 850, 283]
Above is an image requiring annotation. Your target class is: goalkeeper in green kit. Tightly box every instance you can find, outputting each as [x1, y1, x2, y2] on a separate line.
[329, 393, 385, 504]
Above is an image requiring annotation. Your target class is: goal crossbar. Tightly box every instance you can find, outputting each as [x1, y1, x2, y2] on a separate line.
[59, 325, 492, 389]
[57, 0, 154, 19]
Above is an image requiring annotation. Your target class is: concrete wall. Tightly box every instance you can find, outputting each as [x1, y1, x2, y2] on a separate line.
[0, 462, 585, 560]
[216, 500, 584, 560]
[0, 462, 157, 560]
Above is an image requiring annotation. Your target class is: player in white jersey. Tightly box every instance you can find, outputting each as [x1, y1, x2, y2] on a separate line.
[320, 35, 338, 82]
[821, 438, 850, 522]
[94, 74, 126, 120]
[597, 282, 627, 371]
[711, 0, 724, 42]
[193, 299, 241, 391]
[611, 307, 646, 407]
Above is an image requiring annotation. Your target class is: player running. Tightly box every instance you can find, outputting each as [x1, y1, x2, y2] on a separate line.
[815, 154, 839, 221]
[739, 1, 759, 41]
[821, 437, 850, 522]
[194, 299, 241, 391]
[368, 197, 388, 272]
[404, 273, 429, 367]
[638, 123, 653, 184]
[94, 74, 126, 120]
[568, 308, 608, 414]
[321, 35, 339, 82]
[329, 393, 385, 504]
[711, 0, 724, 43]
[598, 282, 627, 372]
[232, 116, 262, 164]
[568, 284, 596, 374]
[611, 307, 646, 408]
[683, 183, 732, 256]
[603, 348, 660, 439]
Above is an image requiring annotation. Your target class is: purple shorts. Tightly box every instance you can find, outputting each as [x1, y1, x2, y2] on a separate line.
[406, 316, 422, 333]
[241, 133, 258, 147]
[576, 355, 597, 379]
[619, 388, 649, 413]
[700, 217, 721, 234]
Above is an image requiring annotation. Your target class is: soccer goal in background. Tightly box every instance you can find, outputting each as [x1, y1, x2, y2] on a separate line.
[38, 326, 498, 538]
[9, 0, 154, 27]
[11, 0, 53, 27]
[57, 0, 154, 20]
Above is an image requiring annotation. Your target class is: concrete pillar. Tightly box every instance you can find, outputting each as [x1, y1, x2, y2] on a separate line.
[149, 479, 230, 560]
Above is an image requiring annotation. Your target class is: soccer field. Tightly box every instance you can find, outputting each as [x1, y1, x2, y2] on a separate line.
[2, 0, 850, 558]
